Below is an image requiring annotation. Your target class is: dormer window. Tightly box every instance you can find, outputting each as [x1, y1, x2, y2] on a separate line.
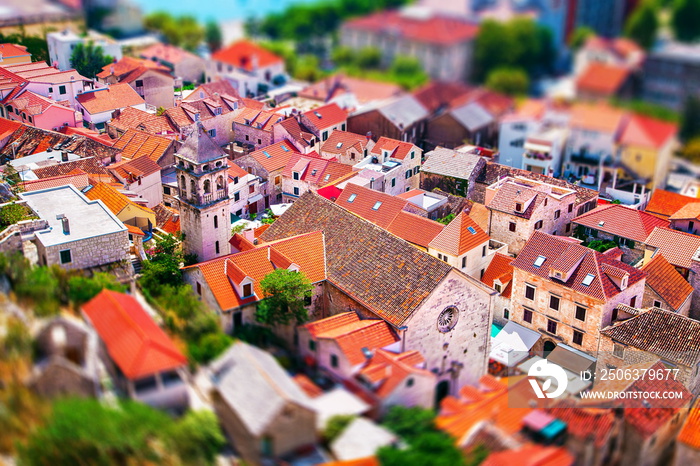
[515, 203, 522, 212]
[215, 108, 222, 115]
[621, 275, 628, 290]
[242, 283, 253, 297]
[293, 172, 300, 180]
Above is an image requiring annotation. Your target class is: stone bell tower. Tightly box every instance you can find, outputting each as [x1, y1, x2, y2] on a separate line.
[176, 126, 231, 262]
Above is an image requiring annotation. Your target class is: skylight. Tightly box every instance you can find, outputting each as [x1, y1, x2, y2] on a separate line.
[336, 142, 343, 149]
[598, 221, 605, 227]
[281, 145, 289, 152]
[263, 151, 271, 158]
[372, 201, 382, 210]
[533, 255, 546, 267]
[347, 193, 357, 203]
[467, 226, 477, 235]
[582, 273, 595, 286]
[311, 169, 317, 176]
[324, 174, 330, 182]
[314, 111, 322, 118]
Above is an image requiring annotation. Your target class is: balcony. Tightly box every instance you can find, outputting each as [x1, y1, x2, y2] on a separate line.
[202, 189, 228, 204]
[524, 151, 553, 161]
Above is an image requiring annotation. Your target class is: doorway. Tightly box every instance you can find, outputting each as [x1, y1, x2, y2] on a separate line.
[435, 380, 450, 409]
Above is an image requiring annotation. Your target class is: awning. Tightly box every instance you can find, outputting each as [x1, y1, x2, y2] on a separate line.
[547, 344, 596, 374]
[247, 194, 263, 204]
[489, 321, 541, 367]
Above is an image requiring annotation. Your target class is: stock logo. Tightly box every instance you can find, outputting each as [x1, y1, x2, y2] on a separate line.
[528, 359, 568, 399]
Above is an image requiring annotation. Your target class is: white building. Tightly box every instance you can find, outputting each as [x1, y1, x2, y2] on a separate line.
[48, 29, 123, 72]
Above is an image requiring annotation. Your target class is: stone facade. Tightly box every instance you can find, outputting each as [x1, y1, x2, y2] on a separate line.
[619, 407, 689, 466]
[675, 441, 700, 466]
[690, 248, 700, 320]
[36, 230, 129, 271]
[510, 267, 645, 355]
[642, 284, 691, 317]
[233, 123, 274, 150]
[233, 156, 281, 205]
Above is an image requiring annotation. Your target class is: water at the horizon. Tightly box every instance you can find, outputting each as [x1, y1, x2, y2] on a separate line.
[132, 0, 324, 23]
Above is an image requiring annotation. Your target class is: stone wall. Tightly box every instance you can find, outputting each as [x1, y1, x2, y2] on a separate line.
[233, 123, 273, 150]
[39, 230, 129, 271]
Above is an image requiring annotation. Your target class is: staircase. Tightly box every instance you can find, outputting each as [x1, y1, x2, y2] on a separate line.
[130, 254, 142, 275]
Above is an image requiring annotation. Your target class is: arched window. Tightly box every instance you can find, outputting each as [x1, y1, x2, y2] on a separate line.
[180, 175, 186, 194]
[203, 179, 211, 193]
[215, 240, 220, 254]
[190, 180, 196, 198]
[216, 175, 224, 190]
[214, 215, 218, 229]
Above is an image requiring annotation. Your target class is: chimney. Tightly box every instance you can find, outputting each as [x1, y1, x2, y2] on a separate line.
[110, 65, 114, 74]
[56, 214, 70, 234]
[369, 177, 374, 190]
[366, 131, 372, 141]
[61, 151, 68, 162]
[251, 54, 259, 70]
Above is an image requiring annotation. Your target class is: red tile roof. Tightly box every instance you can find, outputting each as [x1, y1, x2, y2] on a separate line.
[570, 102, 626, 133]
[646, 189, 698, 219]
[669, 202, 700, 222]
[678, 399, 700, 449]
[96, 56, 170, 82]
[576, 62, 630, 96]
[335, 184, 408, 230]
[248, 140, 298, 173]
[125, 224, 145, 236]
[292, 374, 324, 398]
[82, 290, 187, 379]
[0, 43, 31, 59]
[211, 40, 283, 71]
[641, 253, 693, 310]
[76, 83, 145, 115]
[428, 211, 489, 256]
[299, 74, 403, 105]
[413, 80, 474, 113]
[184, 231, 326, 311]
[358, 349, 432, 398]
[21, 169, 89, 191]
[108, 106, 178, 136]
[645, 227, 700, 269]
[482, 445, 574, 466]
[370, 137, 416, 160]
[228, 162, 249, 180]
[386, 210, 444, 248]
[573, 204, 670, 243]
[109, 155, 161, 179]
[344, 10, 479, 45]
[303, 103, 348, 130]
[321, 130, 370, 155]
[0, 117, 22, 140]
[481, 252, 514, 298]
[511, 232, 646, 302]
[282, 152, 353, 187]
[112, 128, 173, 163]
[547, 400, 616, 447]
[84, 182, 154, 218]
[304, 313, 399, 365]
[233, 107, 282, 131]
[619, 114, 677, 149]
[140, 43, 201, 65]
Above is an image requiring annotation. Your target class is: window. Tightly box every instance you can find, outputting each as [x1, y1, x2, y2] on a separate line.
[234, 191, 240, 201]
[410, 151, 415, 159]
[59, 85, 66, 95]
[405, 170, 411, 179]
[547, 319, 557, 334]
[391, 178, 396, 188]
[495, 283, 502, 293]
[59, 249, 72, 264]
[249, 185, 255, 194]
[48, 87, 53, 93]
[330, 354, 338, 368]
[523, 308, 533, 323]
[565, 223, 571, 233]
[613, 342, 625, 359]
[257, 138, 261, 145]
[554, 210, 560, 219]
[275, 176, 281, 185]
[515, 202, 522, 212]
[413, 166, 419, 175]
[322, 131, 328, 141]
[135, 79, 143, 87]
[509, 222, 516, 232]
[461, 256, 466, 268]
[215, 241, 220, 254]
[630, 296, 637, 308]
[575, 306, 586, 321]
[525, 284, 536, 300]
[568, 203, 573, 213]
[549, 295, 560, 311]
[341, 123, 346, 131]
[406, 377, 414, 387]
[214, 215, 218, 229]
[482, 245, 486, 257]
[293, 187, 300, 196]
[243, 283, 253, 297]
[653, 300, 662, 308]
[309, 340, 316, 351]
[245, 135, 249, 141]
[534, 220, 543, 230]
[510, 138, 524, 148]
[503, 309, 510, 319]
[293, 172, 300, 180]
[573, 330, 583, 346]
[134, 375, 158, 393]
[544, 198, 548, 207]
[534, 255, 546, 267]
[209, 129, 216, 138]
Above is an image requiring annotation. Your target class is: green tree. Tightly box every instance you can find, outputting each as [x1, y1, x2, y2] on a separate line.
[485, 67, 530, 96]
[70, 41, 112, 79]
[66, 272, 127, 307]
[205, 21, 223, 53]
[389, 55, 429, 90]
[681, 137, 700, 164]
[323, 415, 355, 443]
[167, 410, 226, 464]
[569, 26, 595, 49]
[437, 213, 456, 225]
[0, 202, 27, 228]
[356, 47, 382, 69]
[15, 266, 60, 316]
[144, 12, 204, 51]
[331, 46, 356, 66]
[680, 96, 700, 142]
[255, 268, 313, 326]
[624, 2, 659, 49]
[188, 332, 234, 364]
[140, 233, 184, 290]
[671, 0, 700, 42]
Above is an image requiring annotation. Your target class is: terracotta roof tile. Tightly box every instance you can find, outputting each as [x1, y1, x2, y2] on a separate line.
[428, 211, 489, 256]
[645, 227, 700, 269]
[21, 170, 89, 191]
[576, 62, 630, 96]
[413, 80, 474, 113]
[109, 155, 161, 180]
[0, 43, 31, 59]
[678, 399, 700, 448]
[646, 189, 698, 218]
[481, 253, 514, 298]
[112, 128, 174, 163]
[303, 103, 348, 130]
[358, 349, 432, 398]
[573, 204, 670, 243]
[511, 232, 646, 302]
[31, 157, 112, 179]
[305, 313, 399, 365]
[109, 106, 178, 135]
[482, 445, 574, 466]
[370, 137, 416, 160]
[248, 140, 298, 173]
[211, 40, 283, 71]
[233, 107, 283, 131]
[619, 114, 677, 149]
[299, 73, 403, 105]
[335, 184, 407, 229]
[546, 400, 615, 447]
[570, 102, 626, 133]
[261, 193, 458, 327]
[282, 152, 353, 187]
[152, 203, 181, 234]
[669, 202, 700, 221]
[344, 10, 479, 45]
[386, 210, 444, 248]
[140, 43, 201, 65]
[125, 224, 145, 236]
[321, 130, 369, 155]
[85, 182, 154, 217]
[292, 374, 324, 398]
[186, 231, 326, 311]
[76, 83, 145, 115]
[278, 117, 315, 148]
[641, 254, 693, 310]
[82, 290, 186, 379]
[97, 56, 170, 81]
